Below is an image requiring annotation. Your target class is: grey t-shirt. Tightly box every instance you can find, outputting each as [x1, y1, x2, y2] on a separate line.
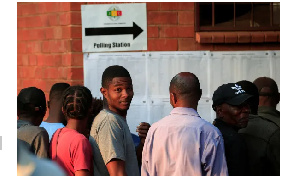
[90, 109, 139, 176]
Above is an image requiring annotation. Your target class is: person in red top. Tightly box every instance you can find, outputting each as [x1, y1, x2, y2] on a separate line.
[49, 85, 93, 176]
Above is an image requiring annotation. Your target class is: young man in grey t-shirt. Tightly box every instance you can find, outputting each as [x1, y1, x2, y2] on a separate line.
[90, 65, 150, 176]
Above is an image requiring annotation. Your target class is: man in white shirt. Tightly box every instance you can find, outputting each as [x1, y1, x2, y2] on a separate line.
[141, 72, 228, 176]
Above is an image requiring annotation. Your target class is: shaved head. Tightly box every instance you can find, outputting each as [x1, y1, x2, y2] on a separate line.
[169, 72, 201, 100]
[253, 76, 279, 107]
[253, 77, 279, 96]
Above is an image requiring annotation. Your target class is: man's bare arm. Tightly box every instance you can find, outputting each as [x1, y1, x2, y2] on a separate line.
[75, 169, 91, 176]
[106, 158, 127, 176]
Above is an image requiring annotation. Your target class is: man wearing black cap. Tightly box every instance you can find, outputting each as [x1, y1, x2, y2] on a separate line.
[17, 87, 49, 158]
[212, 83, 252, 176]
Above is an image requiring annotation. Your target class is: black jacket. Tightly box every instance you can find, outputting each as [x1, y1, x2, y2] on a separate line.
[214, 118, 248, 176]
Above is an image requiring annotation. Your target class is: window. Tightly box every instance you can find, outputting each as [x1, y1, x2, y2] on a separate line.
[195, 2, 280, 32]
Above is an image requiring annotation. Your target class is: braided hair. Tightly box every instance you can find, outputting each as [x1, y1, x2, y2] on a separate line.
[62, 85, 92, 120]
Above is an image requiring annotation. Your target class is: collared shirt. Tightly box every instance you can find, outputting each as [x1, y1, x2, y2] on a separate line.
[141, 107, 228, 176]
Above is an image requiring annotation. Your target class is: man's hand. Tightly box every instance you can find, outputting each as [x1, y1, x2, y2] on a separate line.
[136, 122, 151, 167]
[136, 122, 151, 144]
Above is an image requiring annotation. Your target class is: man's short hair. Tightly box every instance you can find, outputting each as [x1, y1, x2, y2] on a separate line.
[101, 65, 131, 88]
[17, 87, 46, 117]
[49, 83, 70, 100]
[253, 77, 279, 96]
[169, 72, 201, 97]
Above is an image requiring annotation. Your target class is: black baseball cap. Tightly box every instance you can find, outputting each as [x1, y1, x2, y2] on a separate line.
[212, 83, 253, 108]
[17, 87, 46, 112]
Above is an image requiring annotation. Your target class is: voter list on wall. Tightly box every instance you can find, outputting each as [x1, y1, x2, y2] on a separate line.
[81, 3, 147, 52]
[84, 51, 280, 133]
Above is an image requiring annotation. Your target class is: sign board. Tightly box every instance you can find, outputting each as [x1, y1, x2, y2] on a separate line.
[83, 51, 280, 133]
[81, 3, 147, 52]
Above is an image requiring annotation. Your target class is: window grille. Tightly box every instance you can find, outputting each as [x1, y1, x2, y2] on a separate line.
[195, 2, 280, 31]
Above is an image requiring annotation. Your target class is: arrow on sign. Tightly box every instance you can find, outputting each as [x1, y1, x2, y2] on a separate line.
[85, 22, 143, 40]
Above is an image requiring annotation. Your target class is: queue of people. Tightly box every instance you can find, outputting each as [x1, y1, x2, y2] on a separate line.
[17, 65, 280, 176]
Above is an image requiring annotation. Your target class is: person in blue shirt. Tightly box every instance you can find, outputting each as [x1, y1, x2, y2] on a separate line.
[40, 82, 70, 140]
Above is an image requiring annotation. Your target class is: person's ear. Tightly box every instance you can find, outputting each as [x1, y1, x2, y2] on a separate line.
[47, 100, 50, 109]
[276, 92, 280, 104]
[169, 93, 174, 107]
[43, 107, 47, 116]
[199, 89, 202, 99]
[100, 87, 107, 98]
[170, 92, 177, 106]
[216, 105, 223, 117]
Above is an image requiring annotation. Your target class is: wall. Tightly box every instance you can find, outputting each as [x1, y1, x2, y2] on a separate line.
[17, 2, 280, 98]
[17, 2, 83, 98]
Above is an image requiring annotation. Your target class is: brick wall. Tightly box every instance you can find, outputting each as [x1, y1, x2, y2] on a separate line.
[17, 2, 85, 98]
[17, 2, 279, 97]
[147, 2, 279, 51]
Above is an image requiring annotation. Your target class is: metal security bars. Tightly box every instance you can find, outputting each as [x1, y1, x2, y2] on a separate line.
[195, 2, 280, 31]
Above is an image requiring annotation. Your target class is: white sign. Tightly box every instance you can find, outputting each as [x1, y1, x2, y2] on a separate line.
[83, 51, 280, 133]
[81, 3, 147, 52]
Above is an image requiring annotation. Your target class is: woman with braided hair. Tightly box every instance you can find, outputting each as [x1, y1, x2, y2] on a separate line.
[49, 85, 93, 176]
